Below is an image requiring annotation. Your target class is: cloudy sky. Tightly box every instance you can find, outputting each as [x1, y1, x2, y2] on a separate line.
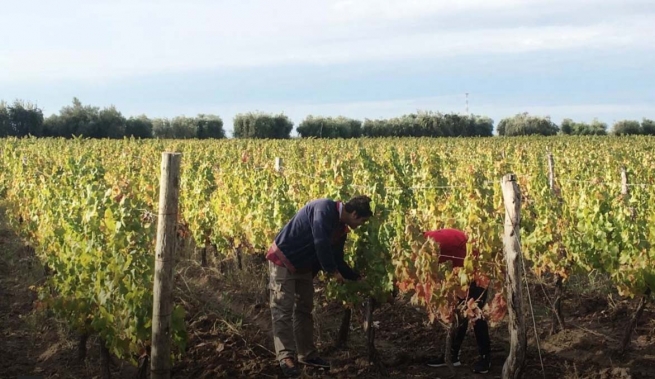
[1, 0, 654, 135]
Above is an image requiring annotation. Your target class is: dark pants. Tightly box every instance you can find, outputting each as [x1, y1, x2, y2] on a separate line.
[451, 282, 491, 357]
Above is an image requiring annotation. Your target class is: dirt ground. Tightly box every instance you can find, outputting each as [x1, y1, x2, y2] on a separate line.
[1, 212, 655, 379]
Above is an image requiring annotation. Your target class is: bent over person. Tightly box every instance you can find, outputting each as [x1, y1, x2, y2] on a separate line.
[425, 228, 492, 374]
[266, 196, 373, 378]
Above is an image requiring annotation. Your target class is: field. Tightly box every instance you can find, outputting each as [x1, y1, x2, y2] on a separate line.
[1, 136, 654, 378]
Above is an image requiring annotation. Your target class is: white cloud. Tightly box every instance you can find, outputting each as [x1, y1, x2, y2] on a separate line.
[0, 0, 653, 83]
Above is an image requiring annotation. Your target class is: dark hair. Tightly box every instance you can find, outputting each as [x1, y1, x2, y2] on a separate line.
[344, 195, 373, 218]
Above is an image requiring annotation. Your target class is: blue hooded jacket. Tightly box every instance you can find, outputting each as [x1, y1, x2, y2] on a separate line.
[270, 198, 359, 280]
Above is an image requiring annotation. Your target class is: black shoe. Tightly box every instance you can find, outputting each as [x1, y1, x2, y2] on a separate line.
[299, 356, 330, 369]
[427, 354, 461, 368]
[279, 358, 301, 378]
[472, 355, 491, 374]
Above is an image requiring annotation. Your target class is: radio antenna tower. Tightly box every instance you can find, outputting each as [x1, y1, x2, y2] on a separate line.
[465, 92, 469, 116]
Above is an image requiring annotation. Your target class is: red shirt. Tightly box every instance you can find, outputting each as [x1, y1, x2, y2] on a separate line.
[423, 229, 478, 268]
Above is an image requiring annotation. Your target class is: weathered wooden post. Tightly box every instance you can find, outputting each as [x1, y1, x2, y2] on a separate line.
[151, 152, 182, 379]
[621, 166, 629, 196]
[547, 152, 555, 192]
[501, 174, 526, 379]
[275, 157, 283, 173]
[620, 166, 637, 221]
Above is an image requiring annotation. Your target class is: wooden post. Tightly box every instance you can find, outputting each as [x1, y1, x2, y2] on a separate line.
[275, 157, 283, 173]
[547, 152, 555, 191]
[151, 152, 182, 379]
[501, 174, 526, 379]
[621, 167, 629, 196]
[621, 167, 636, 220]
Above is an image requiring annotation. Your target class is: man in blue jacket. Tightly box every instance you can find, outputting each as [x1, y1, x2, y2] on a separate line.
[266, 196, 373, 377]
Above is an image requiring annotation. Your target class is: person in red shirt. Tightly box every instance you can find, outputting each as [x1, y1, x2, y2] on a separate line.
[424, 228, 492, 374]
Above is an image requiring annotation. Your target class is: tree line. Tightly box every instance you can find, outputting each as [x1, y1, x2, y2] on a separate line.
[1, 98, 653, 139]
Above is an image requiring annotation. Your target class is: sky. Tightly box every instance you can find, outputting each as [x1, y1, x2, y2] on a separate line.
[1, 0, 654, 136]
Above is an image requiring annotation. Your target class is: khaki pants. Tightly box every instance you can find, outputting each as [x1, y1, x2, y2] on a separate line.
[268, 261, 317, 361]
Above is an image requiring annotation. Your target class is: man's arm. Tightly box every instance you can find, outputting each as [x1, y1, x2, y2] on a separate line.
[333, 236, 360, 281]
[311, 209, 338, 274]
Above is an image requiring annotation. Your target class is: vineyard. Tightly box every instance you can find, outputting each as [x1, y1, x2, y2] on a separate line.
[1, 136, 654, 378]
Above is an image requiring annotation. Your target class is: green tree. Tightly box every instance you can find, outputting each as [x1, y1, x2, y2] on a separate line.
[44, 98, 98, 137]
[497, 113, 559, 136]
[472, 115, 494, 137]
[612, 120, 641, 135]
[560, 118, 574, 135]
[152, 118, 174, 138]
[297, 116, 362, 138]
[233, 112, 293, 139]
[361, 112, 492, 138]
[97, 106, 127, 138]
[125, 115, 154, 138]
[561, 118, 607, 135]
[641, 118, 655, 136]
[3, 100, 45, 137]
[0, 101, 10, 137]
[496, 119, 507, 136]
[195, 114, 225, 139]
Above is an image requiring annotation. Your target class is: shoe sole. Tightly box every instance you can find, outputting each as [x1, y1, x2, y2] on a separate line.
[427, 362, 461, 368]
[473, 368, 490, 374]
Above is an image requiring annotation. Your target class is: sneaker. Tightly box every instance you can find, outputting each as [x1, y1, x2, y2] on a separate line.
[298, 356, 330, 369]
[427, 354, 461, 368]
[472, 355, 491, 374]
[279, 358, 300, 378]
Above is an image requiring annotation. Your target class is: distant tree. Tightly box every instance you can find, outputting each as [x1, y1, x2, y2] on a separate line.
[612, 120, 641, 135]
[641, 118, 655, 136]
[585, 119, 608, 135]
[195, 114, 225, 139]
[233, 112, 293, 139]
[560, 118, 574, 135]
[97, 106, 127, 138]
[152, 118, 174, 138]
[496, 119, 507, 136]
[170, 116, 197, 139]
[360, 112, 492, 138]
[1, 100, 45, 137]
[297, 116, 362, 138]
[560, 118, 607, 135]
[44, 98, 98, 137]
[125, 115, 154, 138]
[471, 115, 494, 137]
[497, 113, 559, 136]
[0, 101, 11, 137]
